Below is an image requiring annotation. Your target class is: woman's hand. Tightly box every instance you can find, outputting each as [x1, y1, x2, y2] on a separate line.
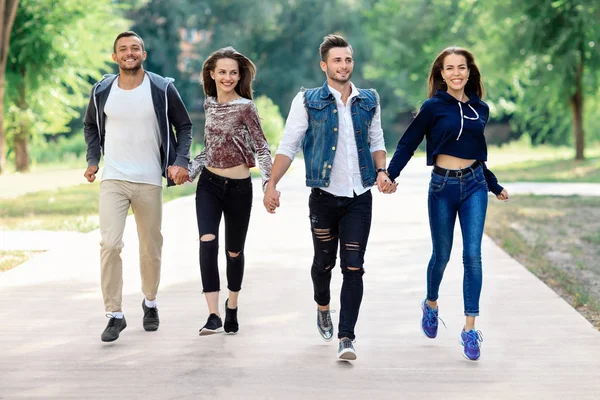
[496, 188, 509, 201]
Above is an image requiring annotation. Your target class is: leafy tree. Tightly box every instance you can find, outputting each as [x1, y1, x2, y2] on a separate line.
[4, 0, 128, 171]
[364, 0, 600, 157]
[124, 0, 200, 105]
[194, 0, 369, 115]
[0, 0, 19, 174]
[485, 0, 600, 159]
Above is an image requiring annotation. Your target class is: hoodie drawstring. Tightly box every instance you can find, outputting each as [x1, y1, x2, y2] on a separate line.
[457, 103, 480, 141]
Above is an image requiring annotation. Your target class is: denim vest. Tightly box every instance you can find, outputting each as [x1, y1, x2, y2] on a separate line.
[302, 81, 378, 188]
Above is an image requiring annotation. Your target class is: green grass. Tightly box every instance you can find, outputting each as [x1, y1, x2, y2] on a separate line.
[0, 181, 197, 232]
[491, 156, 600, 183]
[486, 141, 600, 183]
[486, 195, 600, 329]
[0, 251, 43, 272]
[583, 230, 600, 245]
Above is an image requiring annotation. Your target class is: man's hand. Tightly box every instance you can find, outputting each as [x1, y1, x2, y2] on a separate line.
[168, 166, 190, 185]
[263, 185, 281, 214]
[84, 166, 99, 183]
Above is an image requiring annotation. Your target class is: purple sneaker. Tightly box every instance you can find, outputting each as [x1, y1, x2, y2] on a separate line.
[421, 300, 441, 338]
[460, 329, 483, 360]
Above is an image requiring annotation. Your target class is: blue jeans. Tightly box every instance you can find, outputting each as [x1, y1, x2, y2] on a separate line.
[426, 163, 488, 316]
[308, 188, 372, 340]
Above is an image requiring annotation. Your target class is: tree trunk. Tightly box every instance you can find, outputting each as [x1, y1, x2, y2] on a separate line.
[0, 0, 21, 174]
[570, 90, 584, 161]
[14, 130, 28, 171]
[0, 80, 6, 173]
[15, 68, 28, 172]
[570, 43, 585, 161]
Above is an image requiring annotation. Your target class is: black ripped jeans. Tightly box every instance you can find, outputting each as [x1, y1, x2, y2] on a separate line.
[195, 168, 252, 293]
[309, 188, 372, 340]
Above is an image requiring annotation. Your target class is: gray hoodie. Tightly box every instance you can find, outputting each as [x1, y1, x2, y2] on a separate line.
[83, 71, 193, 187]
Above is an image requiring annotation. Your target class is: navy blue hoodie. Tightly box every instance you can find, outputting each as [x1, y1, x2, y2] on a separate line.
[388, 90, 503, 195]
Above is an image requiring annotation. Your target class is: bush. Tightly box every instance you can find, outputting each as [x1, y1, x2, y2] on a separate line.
[29, 132, 87, 164]
[254, 95, 284, 153]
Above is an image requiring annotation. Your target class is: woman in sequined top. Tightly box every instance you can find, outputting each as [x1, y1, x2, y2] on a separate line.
[189, 47, 272, 336]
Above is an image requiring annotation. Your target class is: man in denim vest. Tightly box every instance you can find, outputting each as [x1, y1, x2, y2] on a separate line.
[263, 34, 395, 360]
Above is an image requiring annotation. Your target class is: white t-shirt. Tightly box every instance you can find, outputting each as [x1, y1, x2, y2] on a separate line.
[102, 75, 162, 186]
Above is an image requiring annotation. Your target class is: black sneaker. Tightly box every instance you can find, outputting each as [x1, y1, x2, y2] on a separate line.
[337, 337, 357, 361]
[142, 299, 159, 331]
[101, 314, 127, 342]
[199, 313, 223, 336]
[224, 299, 239, 334]
[317, 309, 334, 341]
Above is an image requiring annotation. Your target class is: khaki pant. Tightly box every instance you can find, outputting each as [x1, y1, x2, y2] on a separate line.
[99, 180, 163, 312]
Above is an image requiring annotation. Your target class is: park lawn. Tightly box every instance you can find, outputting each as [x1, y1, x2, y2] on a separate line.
[487, 143, 600, 183]
[0, 181, 197, 232]
[0, 251, 44, 272]
[491, 156, 600, 183]
[486, 195, 600, 330]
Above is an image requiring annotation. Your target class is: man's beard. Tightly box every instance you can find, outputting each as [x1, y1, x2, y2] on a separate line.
[120, 60, 142, 74]
[327, 68, 352, 84]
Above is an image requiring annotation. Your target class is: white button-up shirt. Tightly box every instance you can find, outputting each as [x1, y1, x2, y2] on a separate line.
[277, 83, 386, 198]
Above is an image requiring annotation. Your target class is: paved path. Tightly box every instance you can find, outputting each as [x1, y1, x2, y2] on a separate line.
[507, 182, 600, 196]
[1, 163, 599, 399]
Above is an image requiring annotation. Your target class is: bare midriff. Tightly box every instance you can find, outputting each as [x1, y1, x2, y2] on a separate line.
[435, 154, 476, 170]
[206, 164, 250, 179]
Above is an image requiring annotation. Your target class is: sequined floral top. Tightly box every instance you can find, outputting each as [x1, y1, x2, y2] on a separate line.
[189, 97, 272, 191]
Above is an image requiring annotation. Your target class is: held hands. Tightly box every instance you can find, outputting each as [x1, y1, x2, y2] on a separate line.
[168, 166, 190, 185]
[84, 166, 99, 183]
[263, 185, 281, 214]
[376, 171, 398, 194]
[496, 188, 509, 202]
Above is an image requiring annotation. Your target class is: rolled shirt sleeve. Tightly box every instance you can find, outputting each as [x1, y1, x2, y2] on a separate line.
[276, 92, 308, 160]
[369, 103, 386, 153]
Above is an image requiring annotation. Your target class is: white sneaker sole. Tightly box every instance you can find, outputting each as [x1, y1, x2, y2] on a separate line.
[459, 336, 481, 361]
[199, 327, 223, 336]
[319, 332, 333, 342]
[337, 348, 357, 361]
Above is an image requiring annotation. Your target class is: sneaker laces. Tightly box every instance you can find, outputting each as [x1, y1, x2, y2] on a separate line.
[145, 307, 158, 319]
[105, 313, 117, 327]
[464, 330, 483, 349]
[318, 309, 335, 329]
[424, 306, 447, 330]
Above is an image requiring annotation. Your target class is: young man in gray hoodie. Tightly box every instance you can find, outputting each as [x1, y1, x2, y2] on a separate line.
[83, 31, 192, 342]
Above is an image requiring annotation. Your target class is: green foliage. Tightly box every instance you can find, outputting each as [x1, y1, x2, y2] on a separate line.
[123, 0, 199, 105]
[190, 0, 371, 115]
[29, 133, 87, 164]
[254, 96, 284, 153]
[363, 0, 486, 110]
[483, 0, 600, 146]
[363, 0, 600, 150]
[4, 0, 129, 156]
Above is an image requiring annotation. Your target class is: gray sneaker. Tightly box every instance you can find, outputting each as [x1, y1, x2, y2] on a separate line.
[337, 338, 357, 360]
[317, 309, 334, 341]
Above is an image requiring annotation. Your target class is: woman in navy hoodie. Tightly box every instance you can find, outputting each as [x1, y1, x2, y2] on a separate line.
[387, 47, 509, 361]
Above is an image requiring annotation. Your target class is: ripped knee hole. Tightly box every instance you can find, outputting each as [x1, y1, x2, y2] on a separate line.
[313, 228, 335, 242]
[200, 234, 216, 242]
